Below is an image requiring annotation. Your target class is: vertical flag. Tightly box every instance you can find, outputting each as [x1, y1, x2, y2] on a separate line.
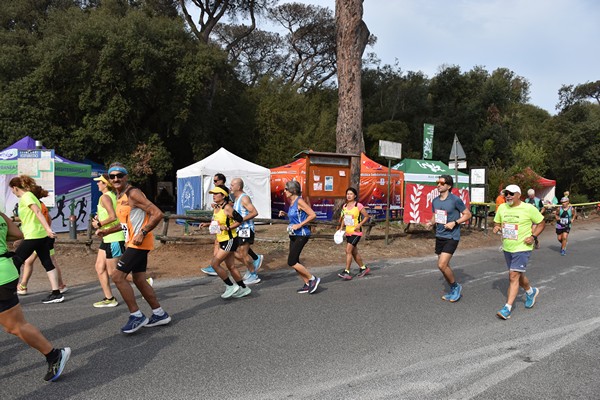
[423, 123, 434, 159]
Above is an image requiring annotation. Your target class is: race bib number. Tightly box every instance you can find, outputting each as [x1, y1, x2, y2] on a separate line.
[209, 221, 221, 235]
[502, 223, 519, 240]
[344, 214, 355, 226]
[435, 210, 447, 224]
[560, 217, 569, 226]
[120, 223, 129, 243]
[238, 227, 251, 238]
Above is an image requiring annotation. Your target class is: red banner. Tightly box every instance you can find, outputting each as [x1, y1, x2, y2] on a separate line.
[404, 183, 471, 224]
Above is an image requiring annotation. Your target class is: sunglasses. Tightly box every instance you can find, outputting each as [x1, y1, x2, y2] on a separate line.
[213, 180, 220, 183]
[109, 173, 125, 180]
[504, 191, 515, 196]
[436, 181, 446, 186]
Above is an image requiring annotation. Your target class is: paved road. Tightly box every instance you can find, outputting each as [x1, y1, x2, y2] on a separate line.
[3, 223, 600, 399]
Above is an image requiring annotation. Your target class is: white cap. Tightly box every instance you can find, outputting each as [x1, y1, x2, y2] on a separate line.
[502, 184, 521, 194]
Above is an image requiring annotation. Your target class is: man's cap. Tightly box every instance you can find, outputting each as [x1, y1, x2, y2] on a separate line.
[502, 184, 521, 194]
[560, 197, 569, 203]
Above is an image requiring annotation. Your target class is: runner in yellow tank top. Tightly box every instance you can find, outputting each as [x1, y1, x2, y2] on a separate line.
[337, 187, 371, 280]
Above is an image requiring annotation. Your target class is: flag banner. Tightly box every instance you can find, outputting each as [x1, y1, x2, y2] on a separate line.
[423, 124, 434, 159]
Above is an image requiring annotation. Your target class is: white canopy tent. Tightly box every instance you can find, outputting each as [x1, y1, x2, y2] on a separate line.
[176, 148, 271, 218]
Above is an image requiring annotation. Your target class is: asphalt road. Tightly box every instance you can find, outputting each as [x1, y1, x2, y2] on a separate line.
[3, 223, 600, 400]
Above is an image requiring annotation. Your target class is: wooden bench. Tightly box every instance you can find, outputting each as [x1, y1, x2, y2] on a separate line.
[183, 210, 213, 234]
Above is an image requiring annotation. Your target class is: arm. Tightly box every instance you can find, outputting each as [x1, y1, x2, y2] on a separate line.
[356, 206, 371, 230]
[29, 203, 56, 238]
[223, 204, 241, 231]
[1, 212, 24, 242]
[294, 198, 316, 230]
[526, 220, 546, 245]
[241, 196, 258, 221]
[128, 188, 164, 245]
[96, 194, 118, 227]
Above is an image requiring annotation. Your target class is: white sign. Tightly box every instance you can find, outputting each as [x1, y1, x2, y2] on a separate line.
[471, 187, 486, 203]
[379, 140, 402, 159]
[448, 160, 467, 169]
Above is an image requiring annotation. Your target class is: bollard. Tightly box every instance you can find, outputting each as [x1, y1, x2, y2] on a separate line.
[69, 215, 77, 240]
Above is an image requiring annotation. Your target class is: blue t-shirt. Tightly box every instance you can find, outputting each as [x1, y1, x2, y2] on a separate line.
[288, 198, 310, 236]
[431, 193, 467, 240]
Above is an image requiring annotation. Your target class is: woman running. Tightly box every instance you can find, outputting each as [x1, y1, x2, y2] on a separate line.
[91, 173, 126, 307]
[9, 175, 63, 304]
[201, 185, 251, 299]
[0, 211, 71, 381]
[278, 181, 321, 294]
[337, 187, 371, 280]
[555, 196, 576, 256]
[16, 185, 67, 296]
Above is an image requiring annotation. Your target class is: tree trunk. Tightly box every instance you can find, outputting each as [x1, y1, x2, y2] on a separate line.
[335, 0, 369, 188]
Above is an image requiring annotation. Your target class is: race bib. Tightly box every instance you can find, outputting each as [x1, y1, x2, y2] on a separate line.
[434, 210, 447, 224]
[209, 221, 221, 235]
[238, 227, 251, 238]
[560, 217, 569, 226]
[344, 214, 355, 226]
[502, 223, 519, 240]
[120, 223, 129, 243]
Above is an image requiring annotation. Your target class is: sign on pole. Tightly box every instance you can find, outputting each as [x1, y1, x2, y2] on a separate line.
[378, 140, 402, 246]
[423, 124, 434, 159]
[18, 149, 56, 206]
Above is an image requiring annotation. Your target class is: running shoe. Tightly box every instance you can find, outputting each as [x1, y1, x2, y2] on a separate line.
[44, 347, 71, 382]
[297, 283, 310, 294]
[221, 284, 240, 299]
[253, 254, 264, 272]
[441, 290, 453, 301]
[243, 273, 261, 285]
[146, 277, 154, 287]
[337, 270, 353, 280]
[93, 298, 118, 308]
[496, 306, 512, 320]
[145, 312, 171, 327]
[356, 267, 371, 278]
[121, 314, 149, 334]
[524, 287, 539, 309]
[308, 277, 321, 294]
[201, 266, 218, 276]
[16, 284, 27, 295]
[243, 270, 251, 280]
[232, 286, 251, 298]
[448, 283, 462, 303]
[560, 249, 566, 256]
[59, 285, 68, 294]
[42, 293, 64, 304]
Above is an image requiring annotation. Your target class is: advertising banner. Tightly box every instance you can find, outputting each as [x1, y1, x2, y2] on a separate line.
[404, 183, 471, 224]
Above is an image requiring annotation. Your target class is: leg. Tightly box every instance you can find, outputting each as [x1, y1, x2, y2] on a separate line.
[345, 243, 353, 271]
[235, 242, 253, 273]
[112, 270, 139, 313]
[288, 237, 313, 283]
[561, 233, 568, 251]
[506, 271, 522, 306]
[351, 245, 365, 268]
[224, 252, 243, 282]
[518, 272, 531, 292]
[19, 253, 37, 288]
[437, 252, 456, 285]
[132, 272, 160, 309]
[94, 249, 114, 299]
[0, 305, 53, 355]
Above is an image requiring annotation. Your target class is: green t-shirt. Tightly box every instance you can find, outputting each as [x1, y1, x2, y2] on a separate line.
[18, 191, 47, 239]
[97, 191, 125, 243]
[0, 217, 19, 285]
[494, 202, 544, 253]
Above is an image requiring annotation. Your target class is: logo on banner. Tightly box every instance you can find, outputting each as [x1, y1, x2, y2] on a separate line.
[0, 149, 17, 160]
[417, 161, 444, 173]
[181, 181, 195, 210]
[408, 184, 424, 223]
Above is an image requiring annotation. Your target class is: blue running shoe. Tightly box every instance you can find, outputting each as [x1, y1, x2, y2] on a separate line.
[253, 254, 264, 272]
[121, 314, 149, 334]
[560, 249, 566, 256]
[44, 347, 71, 382]
[524, 287, 539, 309]
[496, 306, 511, 320]
[308, 277, 321, 294]
[201, 266, 218, 276]
[145, 312, 171, 328]
[297, 283, 310, 294]
[449, 283, 462, 303]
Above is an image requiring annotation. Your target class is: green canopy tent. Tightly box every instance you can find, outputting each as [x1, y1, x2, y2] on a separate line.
[392, 159, 469, 188]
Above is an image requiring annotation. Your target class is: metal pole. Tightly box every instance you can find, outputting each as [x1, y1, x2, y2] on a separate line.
[454, 136, 458, 190]
[386, 159, 391, 245]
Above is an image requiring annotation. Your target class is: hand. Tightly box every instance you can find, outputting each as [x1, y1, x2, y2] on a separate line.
[95, 229, 104, 237]
[492, 225, 501, 234]
[278, 210, 287, 217]
[46, 228, 57, 239]
[524, 235, 535, 245]
[132, 232, 144, 246]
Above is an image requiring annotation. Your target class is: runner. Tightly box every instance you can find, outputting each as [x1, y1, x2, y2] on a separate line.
[90, 173, 125, 307]
[425, 175, 472, 302]
[555, 196, 576, 256]
[230, 178, 262, 285]
[16, 185, 67, 296]
[0, 211, 71, 381]
[9, 176, 63, 304]
[493, 184, 545, 320]
[99, 163, 171, 333]
[200, 185, 251, 299]
[337, 187, 371, 280]
[525, 188, 544, 249]
[278, 181, 321, 294]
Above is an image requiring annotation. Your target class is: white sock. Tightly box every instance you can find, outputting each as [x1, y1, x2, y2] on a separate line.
[152, 307, 165, 316]
[131, 310, 143, 317]
[310, 275, 315, 281]
[526, 287, 534, 295]
[505, 304, 512, 311]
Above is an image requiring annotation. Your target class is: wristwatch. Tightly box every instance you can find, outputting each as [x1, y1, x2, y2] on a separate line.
[141, 229, 149, 236]
[531, 234, 537, 239]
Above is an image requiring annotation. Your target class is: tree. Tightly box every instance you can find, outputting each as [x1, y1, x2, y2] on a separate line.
[335, 0, 370, 187]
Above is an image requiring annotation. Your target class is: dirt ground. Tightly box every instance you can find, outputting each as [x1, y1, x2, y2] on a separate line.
[20, 214, 600, 294]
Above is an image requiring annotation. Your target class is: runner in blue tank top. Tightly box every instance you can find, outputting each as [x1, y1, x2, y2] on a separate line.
[278, 180, 321, 294]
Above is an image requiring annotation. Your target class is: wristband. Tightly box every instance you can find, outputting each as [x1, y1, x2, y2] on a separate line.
[97, 220, 102, 228]
[532, 234, 537, 239]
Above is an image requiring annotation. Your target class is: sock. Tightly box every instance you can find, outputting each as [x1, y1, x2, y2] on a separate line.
[236, 280, 246, 288]
[248, 248, 258, 261]
[45, 348, 60, 363]
[131, 310, 143, 317]
[52, 289, 60, 295]
[344, 269, 350, 274]
[505, 303, 512, 311]
[152, 307, 165, 316]
[360, 265, 367, 270]
[450, 282, 458, 289]
[224, 278, 233, 286]
[526, 287, 534, 295]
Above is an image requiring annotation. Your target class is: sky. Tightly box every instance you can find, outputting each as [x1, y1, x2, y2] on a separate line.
[283, 0, 600, 114]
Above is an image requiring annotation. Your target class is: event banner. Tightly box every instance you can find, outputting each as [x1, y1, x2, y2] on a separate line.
[18, 149, 56, 206]
[404, 183, 471, 224]
[423, 124, 434, 160]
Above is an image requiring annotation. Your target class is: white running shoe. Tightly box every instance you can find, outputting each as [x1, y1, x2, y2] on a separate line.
[221, 283, 240, 299]
[243, 273, 261, 285]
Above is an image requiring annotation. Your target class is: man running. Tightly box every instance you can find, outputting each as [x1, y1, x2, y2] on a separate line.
[493, 184, 545, 320]
[230, 178, 262, 285]
[99, 163, 171, 333]
[425, 175, 472, 302]
[555, 196, 576, 256]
